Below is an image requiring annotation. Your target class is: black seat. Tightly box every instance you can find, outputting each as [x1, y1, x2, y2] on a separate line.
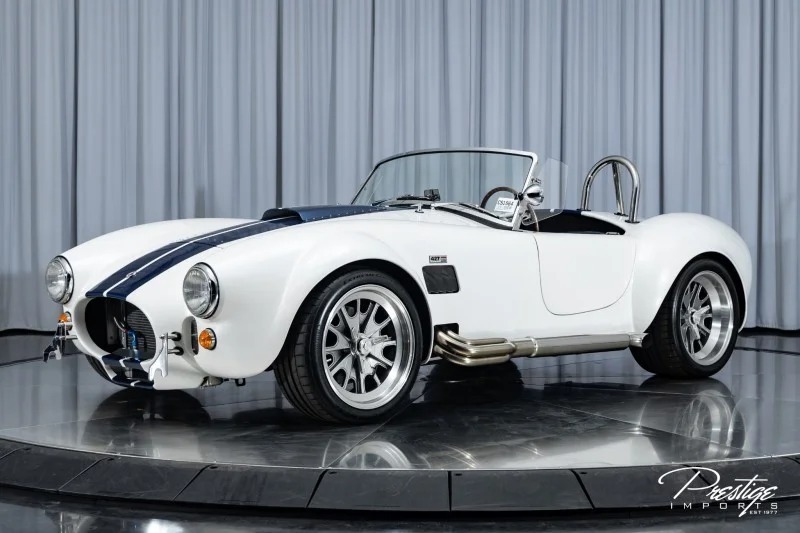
[522, 209, 624, 235]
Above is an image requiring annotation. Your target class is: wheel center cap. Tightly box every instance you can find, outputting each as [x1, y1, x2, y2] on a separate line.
[356, 338, 371, 355]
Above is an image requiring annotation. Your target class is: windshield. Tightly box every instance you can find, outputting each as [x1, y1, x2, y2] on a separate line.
[532, 157, 569, 210]
[352, 151, 535, 216]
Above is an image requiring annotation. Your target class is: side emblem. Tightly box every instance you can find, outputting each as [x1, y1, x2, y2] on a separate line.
[429, 255, 447, 264]
[125, 271, 137, 280]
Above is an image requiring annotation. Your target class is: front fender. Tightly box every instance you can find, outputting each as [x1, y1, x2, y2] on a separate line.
[194, 227, 427, 378]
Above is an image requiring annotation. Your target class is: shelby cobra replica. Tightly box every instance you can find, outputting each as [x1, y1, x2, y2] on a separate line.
[44, 149, 752, 423]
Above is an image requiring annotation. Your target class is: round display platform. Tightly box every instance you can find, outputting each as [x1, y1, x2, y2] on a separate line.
[0, 335, 799, 512]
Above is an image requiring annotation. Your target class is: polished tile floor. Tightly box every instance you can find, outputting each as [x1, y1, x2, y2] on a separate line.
[1, 484, 799, 533]
[0, 332, 798, 471]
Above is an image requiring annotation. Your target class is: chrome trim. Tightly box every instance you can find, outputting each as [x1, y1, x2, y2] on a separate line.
[580, 155, 641, 223]
[112, 316, 129, 336]
[183, 263, 220, 319]
[629, 333, 648, 348]
[369, 147, 538, 171]
[512, 183, 545, 231]
[201, 376, 223, 388]
[434, 329, 643, 367]
[145, 331, 182, 381]
[42, 318, 77, 362]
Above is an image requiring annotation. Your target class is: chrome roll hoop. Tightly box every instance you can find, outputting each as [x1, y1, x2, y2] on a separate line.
[580, 155, 640, 223]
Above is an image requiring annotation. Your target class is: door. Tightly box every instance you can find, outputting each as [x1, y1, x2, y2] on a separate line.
[533, 233, 636, 315]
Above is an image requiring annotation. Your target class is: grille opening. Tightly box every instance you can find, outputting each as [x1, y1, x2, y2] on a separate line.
[85, 298, 157, 358]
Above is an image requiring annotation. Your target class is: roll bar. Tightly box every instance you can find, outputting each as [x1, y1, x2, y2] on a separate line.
[580, 156, 640, 223]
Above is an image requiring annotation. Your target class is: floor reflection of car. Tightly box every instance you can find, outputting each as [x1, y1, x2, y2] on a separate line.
[337, 362, 747, 470]
[80, 361, 746, 470]
[45, 510, 256, 533]
[80, 389, 212, 461]
[632, 377, 745, 461]
[80, 387, 365, 465]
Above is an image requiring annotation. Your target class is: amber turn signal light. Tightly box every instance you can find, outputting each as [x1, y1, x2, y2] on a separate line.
[198, 328, 217, 350]
[58, 312, 73, 331]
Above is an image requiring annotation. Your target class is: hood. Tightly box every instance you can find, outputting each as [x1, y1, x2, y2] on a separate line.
[84, 205, 387, 300]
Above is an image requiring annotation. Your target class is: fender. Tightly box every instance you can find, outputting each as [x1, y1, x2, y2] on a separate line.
[193, 225, 431, 378]
[628, 213, 752, 333]
[281, 230, 431, 353]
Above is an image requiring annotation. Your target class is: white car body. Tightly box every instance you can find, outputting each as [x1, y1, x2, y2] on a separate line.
[46, 149, 752, 393]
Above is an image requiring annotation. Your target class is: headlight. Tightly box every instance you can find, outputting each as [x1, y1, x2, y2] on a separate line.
[45, 256, 74, 304]
[182, 263, 219, 318]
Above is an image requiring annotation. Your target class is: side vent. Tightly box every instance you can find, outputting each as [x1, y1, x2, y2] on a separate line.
[422, 265, 459, 294]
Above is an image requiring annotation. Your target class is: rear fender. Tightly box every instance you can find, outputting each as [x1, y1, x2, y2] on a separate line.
[628, 214, 752, 332]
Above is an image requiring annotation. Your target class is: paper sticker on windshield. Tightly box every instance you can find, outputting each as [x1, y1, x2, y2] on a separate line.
[494, 197, 518, 213]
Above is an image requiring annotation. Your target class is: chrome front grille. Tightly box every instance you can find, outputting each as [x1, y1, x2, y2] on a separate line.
[84, 298, 157, 357]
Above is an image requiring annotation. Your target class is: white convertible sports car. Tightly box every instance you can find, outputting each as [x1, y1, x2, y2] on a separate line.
[43, 148, 752, 423]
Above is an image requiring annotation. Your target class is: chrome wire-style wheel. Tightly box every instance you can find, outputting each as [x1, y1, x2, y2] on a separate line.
[677, 271, 734, 366]
[321, 284, 415, 410]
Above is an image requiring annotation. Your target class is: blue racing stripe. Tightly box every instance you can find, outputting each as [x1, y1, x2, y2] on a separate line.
[86, 242, 185, 298]
[85, 220, 260, 298]
[105, 241, 214, 299]
[87, 217, 302, 300]
[86, 205, 386, 301]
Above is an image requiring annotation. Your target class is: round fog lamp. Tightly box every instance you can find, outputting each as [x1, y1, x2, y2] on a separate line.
[198, 328, 217, 350]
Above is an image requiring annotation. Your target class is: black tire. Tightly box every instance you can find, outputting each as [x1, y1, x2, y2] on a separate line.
[274, 269, 424, 424]
[631, 258, 740, 378]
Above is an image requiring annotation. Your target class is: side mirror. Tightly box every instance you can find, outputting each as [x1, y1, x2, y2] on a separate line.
[523, 184, 544, 207]
[512, 183, 545, 231]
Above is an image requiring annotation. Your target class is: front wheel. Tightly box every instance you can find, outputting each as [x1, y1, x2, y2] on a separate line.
[274, 269, 423, 423]
[631, 259, 740, 378]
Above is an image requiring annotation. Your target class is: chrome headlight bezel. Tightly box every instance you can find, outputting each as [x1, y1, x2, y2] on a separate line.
[182, 263, 220, 319]
[45, 256, 74, 304]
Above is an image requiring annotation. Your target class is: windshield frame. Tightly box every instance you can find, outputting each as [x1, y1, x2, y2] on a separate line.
[351, 148, 540, 225]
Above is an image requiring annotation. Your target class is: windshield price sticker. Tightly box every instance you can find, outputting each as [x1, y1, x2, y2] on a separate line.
[494, 197, 518, 213]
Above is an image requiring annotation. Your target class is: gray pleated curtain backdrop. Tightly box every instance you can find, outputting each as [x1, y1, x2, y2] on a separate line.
[1, 0, 798, 331]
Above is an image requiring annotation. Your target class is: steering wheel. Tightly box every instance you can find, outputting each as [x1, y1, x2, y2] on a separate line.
[479, 186, 519, 209]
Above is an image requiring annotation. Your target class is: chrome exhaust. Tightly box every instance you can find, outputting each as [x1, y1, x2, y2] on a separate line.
[433, 329, 645, 367]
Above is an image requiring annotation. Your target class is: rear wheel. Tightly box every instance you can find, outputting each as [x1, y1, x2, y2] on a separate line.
[631, 259, 740, 378]
[274, 269, 423, 423]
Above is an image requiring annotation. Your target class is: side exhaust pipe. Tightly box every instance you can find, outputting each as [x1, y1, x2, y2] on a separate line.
[433, 329, 646, 367]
